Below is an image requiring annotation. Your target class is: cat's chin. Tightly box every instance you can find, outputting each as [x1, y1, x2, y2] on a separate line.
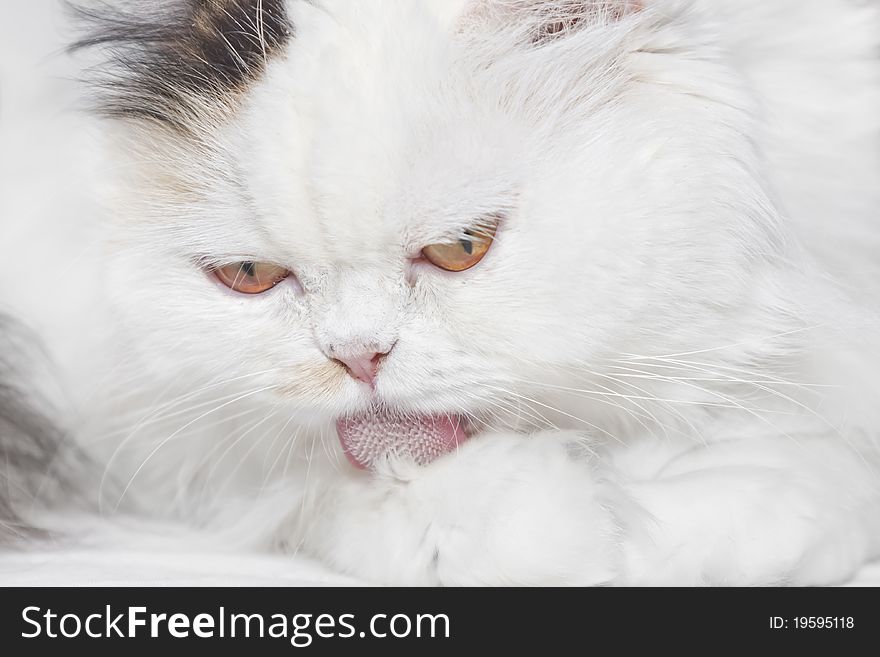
[335, 407, 469, 470]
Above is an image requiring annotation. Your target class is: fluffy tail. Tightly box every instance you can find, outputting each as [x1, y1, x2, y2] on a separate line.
[0, 315, 87, 544]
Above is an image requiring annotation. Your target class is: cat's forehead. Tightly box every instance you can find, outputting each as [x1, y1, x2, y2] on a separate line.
[280, 0, 477, 130]
[296, 0, 472, 40]
[234, 0, 524, 263]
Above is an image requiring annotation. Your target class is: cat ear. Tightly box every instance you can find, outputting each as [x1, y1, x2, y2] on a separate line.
[538, 1, 643, 40]
[471, 0, 643, 44]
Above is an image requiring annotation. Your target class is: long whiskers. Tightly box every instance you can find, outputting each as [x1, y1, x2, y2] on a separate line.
[104, 383, 279, 513]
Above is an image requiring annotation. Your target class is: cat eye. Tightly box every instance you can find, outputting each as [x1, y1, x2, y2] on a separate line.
[421, 218, 499, 272]
[213, 261, 291, 294]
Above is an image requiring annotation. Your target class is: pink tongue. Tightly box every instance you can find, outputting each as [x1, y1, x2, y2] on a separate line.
[335, 409, 468, 470]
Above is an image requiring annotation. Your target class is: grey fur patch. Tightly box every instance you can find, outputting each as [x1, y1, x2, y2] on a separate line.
[0, 316, 87, 545]
[70, 0, 293, 130]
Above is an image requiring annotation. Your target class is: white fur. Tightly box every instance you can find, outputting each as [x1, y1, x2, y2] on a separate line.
[2, 0, 880, 585]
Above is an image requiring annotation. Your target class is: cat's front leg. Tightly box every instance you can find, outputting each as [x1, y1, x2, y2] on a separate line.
[298, 432, 622, 585]
[294, 431, 878, 585]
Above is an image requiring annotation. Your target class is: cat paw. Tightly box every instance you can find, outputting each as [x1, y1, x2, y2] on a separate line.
[619, 454, 873, 586]
[300, 432, 621, 585]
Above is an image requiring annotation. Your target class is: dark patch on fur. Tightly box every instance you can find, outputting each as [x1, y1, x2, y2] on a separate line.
[0, 317, 88, 545]
[530, 1, 641, 45]
[534, 14, 586, 44]
[70, 0, 293, 129]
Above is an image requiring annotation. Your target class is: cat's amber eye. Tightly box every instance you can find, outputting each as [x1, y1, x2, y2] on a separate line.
[214, 261, 291, 294]
[421, 218, 499, 272]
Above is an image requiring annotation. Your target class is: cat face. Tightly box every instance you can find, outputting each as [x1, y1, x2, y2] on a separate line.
[97, 0, 785, 437]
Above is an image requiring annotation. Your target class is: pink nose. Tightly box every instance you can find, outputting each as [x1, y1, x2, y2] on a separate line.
[334, 351, 386, 387]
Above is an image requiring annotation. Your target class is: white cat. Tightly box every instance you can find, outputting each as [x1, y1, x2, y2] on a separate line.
[1, 0, 879, 585]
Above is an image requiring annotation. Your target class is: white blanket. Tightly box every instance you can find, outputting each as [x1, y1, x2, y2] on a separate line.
[1, 549, 878, 587]
[0, 549, 354, 587]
